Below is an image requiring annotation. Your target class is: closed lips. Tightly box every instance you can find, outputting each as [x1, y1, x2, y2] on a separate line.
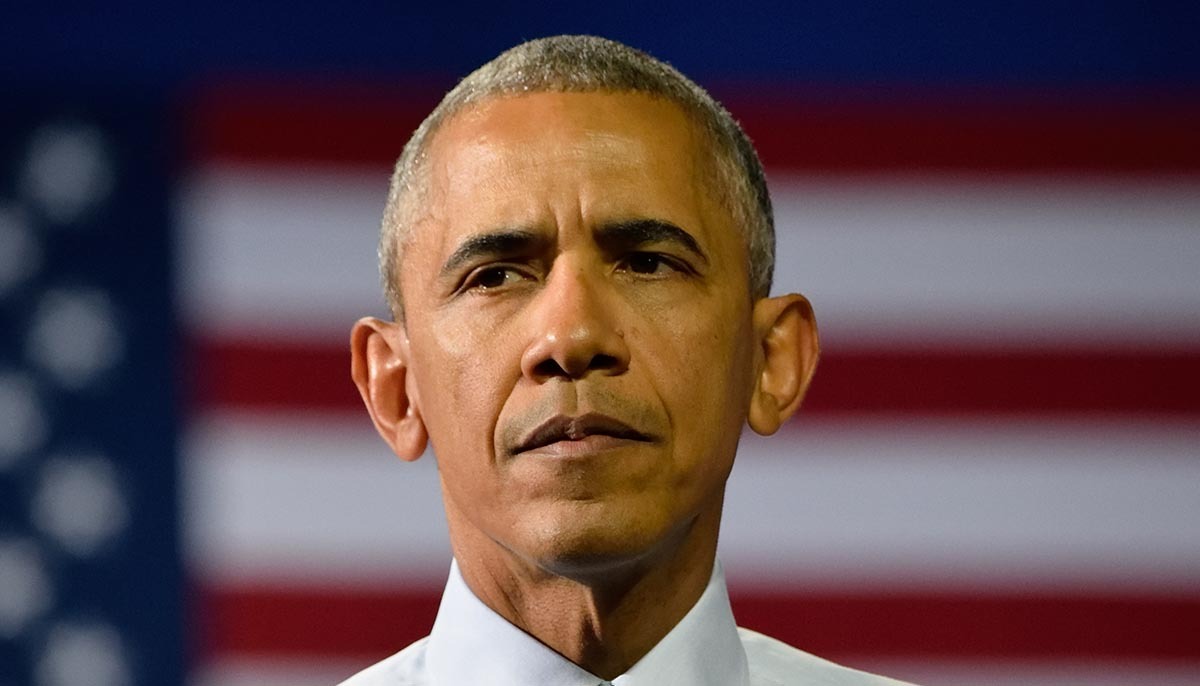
[514, 413, 652, 453]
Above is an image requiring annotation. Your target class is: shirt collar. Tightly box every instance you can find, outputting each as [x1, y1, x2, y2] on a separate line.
[425, 560, 750, 686]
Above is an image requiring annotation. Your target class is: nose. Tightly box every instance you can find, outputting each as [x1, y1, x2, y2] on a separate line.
[520, 262, 631, 381]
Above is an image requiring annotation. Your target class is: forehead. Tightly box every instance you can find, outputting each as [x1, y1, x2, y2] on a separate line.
[408, 90, 734, 261]
[431, 90, 704, 180]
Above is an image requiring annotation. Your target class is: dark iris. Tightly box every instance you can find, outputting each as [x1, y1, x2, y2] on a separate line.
[627, 254, 663, 274]
[474, 268, 511, 289]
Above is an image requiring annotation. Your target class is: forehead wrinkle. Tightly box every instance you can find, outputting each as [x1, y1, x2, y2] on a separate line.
[440, 94, 691, 178]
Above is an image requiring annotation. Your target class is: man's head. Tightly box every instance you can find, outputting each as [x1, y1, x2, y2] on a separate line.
[352, 36, 818, 581]
[380, 35, 775, 320]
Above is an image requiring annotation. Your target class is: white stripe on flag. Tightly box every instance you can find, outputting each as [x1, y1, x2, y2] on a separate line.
[184, 412, 1200, 591]
[178, 166, 1200, 347]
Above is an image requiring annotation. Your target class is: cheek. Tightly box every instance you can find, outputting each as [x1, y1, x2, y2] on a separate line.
[663, 300, 752, 394]
[424, 305, 518, 388]
[408, 316, 510, 461]
[645, 298, 755, 456]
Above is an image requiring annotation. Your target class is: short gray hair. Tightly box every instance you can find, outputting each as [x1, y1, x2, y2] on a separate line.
[380, 35, 774, 318]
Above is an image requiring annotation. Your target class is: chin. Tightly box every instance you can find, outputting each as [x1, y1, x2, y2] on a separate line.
[518, 502, 691, 580]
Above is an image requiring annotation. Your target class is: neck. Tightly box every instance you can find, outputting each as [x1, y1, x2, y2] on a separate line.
[448, 506, 722, 680]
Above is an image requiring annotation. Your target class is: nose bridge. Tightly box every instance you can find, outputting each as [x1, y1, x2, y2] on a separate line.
[521, 256, 629, 380]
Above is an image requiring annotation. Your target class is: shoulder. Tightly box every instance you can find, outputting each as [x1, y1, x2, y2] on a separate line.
[337, 636, 431, 686]
[739, 628, 918, 686]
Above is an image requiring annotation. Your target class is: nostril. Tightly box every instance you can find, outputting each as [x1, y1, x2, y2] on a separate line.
[532, 358, 569, 379]
[530, 352, 623, 380]
[589, 353, 620, 371]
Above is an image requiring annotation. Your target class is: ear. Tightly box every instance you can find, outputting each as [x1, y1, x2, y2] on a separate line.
[350, 316, 428, 461]
[747, 294, 820, 436]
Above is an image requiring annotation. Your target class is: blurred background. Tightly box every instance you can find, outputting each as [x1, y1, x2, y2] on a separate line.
[2, 2, 1199, 685]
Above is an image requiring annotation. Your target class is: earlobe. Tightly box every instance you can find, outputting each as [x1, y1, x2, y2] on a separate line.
[350, 317, 428, 461]
[747, 294, 820, 436]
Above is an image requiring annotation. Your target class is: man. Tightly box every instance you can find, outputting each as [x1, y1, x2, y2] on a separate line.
[346, 35, 913, 685]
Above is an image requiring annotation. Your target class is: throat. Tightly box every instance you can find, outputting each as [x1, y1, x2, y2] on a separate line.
[519, 555, 712, 680]
[451, 511, 721, 680]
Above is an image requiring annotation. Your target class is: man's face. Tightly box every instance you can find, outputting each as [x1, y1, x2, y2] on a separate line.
[399, 91, 759, 575]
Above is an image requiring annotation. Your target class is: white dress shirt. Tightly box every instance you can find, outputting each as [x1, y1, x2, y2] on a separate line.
[339, 561, 914, 686]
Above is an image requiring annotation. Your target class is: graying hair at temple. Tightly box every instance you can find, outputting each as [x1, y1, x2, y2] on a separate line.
[378, 34, 775, 319]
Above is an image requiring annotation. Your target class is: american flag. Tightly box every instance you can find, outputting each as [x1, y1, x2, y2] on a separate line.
[179, 84, 1200, 685]
[2, 5, 1199, 685]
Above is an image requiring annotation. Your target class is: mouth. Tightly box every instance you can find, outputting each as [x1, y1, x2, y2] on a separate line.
[514, 412, 653, 456]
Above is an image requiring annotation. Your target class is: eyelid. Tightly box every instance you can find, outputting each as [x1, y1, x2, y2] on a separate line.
[458, 262, 535, 294]
[617, 250, 695, 275]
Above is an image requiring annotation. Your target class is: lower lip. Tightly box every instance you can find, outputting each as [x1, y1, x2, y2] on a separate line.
[522, 435, 644, 458]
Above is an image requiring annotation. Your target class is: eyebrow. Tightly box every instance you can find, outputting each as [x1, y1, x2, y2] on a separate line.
[438, 219, 708, 277]
[439, 229, 545, 277]
[594, 219, 709, 265]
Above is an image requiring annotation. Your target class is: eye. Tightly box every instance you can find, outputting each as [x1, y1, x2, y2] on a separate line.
[463, 265, 526, 292]
[619, 252, 681, 276]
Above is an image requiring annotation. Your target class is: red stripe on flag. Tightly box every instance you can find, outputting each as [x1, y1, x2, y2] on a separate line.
[188, 336, 1200, 416]
[188, 84, 1200, 173]
[196, 584, 1200, 661]
[196, 584, 440, 662]
[733, 592, 1200, 660]
[189, 337, 361, 413]
[805, 348, 1200, 416]
[738, 97, 1200, 175]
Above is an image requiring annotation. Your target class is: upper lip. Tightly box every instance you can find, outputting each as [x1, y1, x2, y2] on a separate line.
[514, 412, 652, 453]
